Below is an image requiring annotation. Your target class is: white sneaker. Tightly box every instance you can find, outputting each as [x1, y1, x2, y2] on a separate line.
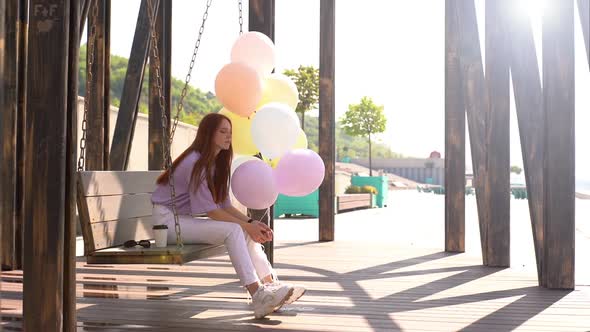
[252, 283, 293, 319]
[268, 282, 306, 305]
[285, 284, 306, 304]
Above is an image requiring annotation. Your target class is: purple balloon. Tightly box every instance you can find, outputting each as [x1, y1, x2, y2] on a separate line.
[274, 149, 325, 196]
[231, 159, 278, 209]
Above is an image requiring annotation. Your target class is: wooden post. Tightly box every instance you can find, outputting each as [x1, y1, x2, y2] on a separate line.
[110, 0, 158, 170]
[506, 2, 545, 285]
[24, 0, 72, 330]
[484, 0, 510, 267]
[87, 0, 111, 170]
[579, 0, 590, 67]
[542, 0, 575, 290]
[319, 0, 336, 242]
[148, 0, 171, 170]
[65, 2, 80, 330]
[444, 0, 465, 253]
[15, 0, 28, 271]
[0, 0, 5, 282]
[454, 0, 491, 265]
[1, 0, 19, 270]
[249, 0, 275, 263]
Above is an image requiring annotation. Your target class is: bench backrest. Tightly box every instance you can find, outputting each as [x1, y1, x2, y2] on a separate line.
[77, 171, 162, 255]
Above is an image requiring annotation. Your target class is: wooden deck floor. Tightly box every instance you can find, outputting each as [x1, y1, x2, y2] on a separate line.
[2, 240, 590, 331]
[3, 192, 590, 331]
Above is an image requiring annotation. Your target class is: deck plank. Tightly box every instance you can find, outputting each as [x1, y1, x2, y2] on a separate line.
[2, 240, 589, 331]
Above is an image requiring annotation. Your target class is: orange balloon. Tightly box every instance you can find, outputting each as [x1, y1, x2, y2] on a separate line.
[215, 63, 262, 118]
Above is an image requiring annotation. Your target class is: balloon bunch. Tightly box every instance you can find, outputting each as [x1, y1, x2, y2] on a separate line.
[214, 32, 324, 209]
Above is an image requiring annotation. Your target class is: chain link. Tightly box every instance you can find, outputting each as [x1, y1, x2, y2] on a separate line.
[146, 0, 212, 249]
[238, 0, 243, 34]
[78, 0, 100, 172]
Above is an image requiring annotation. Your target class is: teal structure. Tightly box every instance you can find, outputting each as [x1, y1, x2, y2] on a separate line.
[273, 189, 319, 218]
[351, 175, 388, 207]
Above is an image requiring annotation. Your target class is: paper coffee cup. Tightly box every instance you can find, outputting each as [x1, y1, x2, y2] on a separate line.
[153, 224, 168, 248]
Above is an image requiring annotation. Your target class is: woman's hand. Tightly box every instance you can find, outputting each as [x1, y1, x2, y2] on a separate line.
[245, 220, 273, 243]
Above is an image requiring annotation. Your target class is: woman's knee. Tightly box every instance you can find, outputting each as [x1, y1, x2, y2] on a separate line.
[225, 222, 244, 240]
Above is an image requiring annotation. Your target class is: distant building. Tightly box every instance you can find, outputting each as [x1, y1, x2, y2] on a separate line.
[429, 151, 441, 159]
[351, 157, 445, 185]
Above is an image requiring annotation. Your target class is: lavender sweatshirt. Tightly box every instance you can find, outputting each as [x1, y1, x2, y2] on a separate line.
[151, 151, 231, 215]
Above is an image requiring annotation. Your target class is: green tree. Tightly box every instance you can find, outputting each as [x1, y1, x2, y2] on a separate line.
[340, 97, 387, 176]
[510, 165, 522, 174]
[283, 65, 319, 130]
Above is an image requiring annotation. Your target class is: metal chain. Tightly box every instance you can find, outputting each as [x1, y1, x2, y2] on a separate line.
[146, 0, 213, 249]
[78, 0, 100, 172]
[238, 0, 243, 34]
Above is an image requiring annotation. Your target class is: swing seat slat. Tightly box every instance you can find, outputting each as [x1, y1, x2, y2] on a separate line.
[77, 171, 225, 265]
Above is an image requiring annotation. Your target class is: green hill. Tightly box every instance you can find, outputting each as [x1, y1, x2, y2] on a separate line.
[78, 44, 221, 125]
[78, 46, 403, 160]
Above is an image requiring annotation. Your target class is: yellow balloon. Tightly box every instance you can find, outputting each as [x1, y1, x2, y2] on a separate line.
[219, 108, 259, 155]
[257, 73, 299, 110]
[293, 128, 308, 149]
[265, 158, 279, 168]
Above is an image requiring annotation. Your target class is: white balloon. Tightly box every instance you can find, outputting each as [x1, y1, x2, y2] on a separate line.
[231, 155, 259, 175]
[251, 103, 300, 160]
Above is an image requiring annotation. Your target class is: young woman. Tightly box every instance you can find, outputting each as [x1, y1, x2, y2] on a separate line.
[151, 113, 305, 319]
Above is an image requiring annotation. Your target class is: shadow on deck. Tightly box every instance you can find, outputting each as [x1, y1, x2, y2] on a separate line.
[2, 240, 588, 331]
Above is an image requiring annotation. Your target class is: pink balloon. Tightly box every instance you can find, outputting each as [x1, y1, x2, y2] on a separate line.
[215, 63, 262, 117]
[274, 149, 325, 197]
[231, 31, 276, 76]
[231, 159, 278, 209]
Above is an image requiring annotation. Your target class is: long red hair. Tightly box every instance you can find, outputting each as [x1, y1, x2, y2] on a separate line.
[156, 113, 233, 204]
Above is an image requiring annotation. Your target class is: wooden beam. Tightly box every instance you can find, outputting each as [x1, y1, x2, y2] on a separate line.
[249, 0, 275, 38]
[14, 0, 28, 271]
[454, 0, 491, 265]
[65, 2, 80, 330]
[506, 3, 545, 285]
[319, 0, 336, 242]
[86, 0, 111, 170]
[542, 0, 575, 290]
[103, 0, 111, 168]
[0, 0, 19, 270]
[110, 0, 158, 170]
[249, 0, 275, 263]
[148, 0, 171, 170]
[0, 0, 5, 282]
[24, 0, 72, 329]
[444, 0, 465, 253]
[13, 0, 27, 271]
[578, 0, 590, 67]
[484, 0, 510, 267]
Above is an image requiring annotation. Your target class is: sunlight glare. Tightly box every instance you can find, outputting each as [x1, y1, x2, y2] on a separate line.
[515, 0, 551, 19]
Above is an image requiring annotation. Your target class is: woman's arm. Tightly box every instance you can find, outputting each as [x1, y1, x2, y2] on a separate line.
[207, 208, 248, 225]
[207, 208, 272, 243]
[222, 205, 273, 239]
[222, 205, 250, 222]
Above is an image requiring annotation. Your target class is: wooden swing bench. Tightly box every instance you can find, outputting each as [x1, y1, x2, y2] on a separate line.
[77, 170, 226, 265]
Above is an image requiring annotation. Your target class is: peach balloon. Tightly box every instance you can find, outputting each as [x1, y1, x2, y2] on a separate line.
[215, 63, 262, 117]
[231, 31, 276, 76]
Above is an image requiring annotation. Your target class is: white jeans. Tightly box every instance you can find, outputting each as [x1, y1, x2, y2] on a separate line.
[151, 204, 273, 286]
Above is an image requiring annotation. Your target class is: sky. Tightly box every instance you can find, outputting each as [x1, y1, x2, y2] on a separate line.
[94, 0, 589, 179]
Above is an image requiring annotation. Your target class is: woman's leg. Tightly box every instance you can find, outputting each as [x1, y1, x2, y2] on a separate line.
[244, 232, 274, 282]
[152, 205, 259, 287]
